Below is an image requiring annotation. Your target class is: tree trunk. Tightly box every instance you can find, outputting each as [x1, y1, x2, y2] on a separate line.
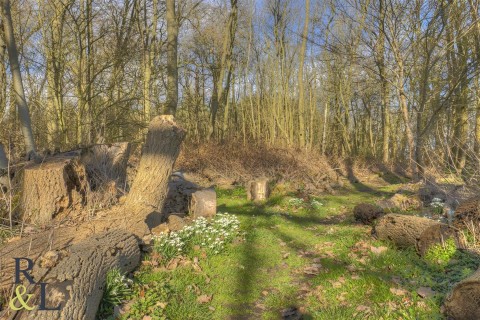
[0, 0, 37, 159]
[166, 0, 178, 116]
[5, 230, 140, 320]
[444, 266, 480, 320]
[297, 0, 309, 148]
[373, 213, 458, 256]
[0, 115, 185, 294]
[0, 142, 7, 169]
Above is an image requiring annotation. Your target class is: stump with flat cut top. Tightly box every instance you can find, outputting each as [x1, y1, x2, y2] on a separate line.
[21, 156, 88, 225]
[189, 188, 216, 218]
[247, 179, 269, 201]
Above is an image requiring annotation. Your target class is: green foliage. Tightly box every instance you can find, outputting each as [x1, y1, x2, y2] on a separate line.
[152, 213, 242, 264]
[424, 238, 457, 268]
[123, 282, 171, 320]
[97, 268, 133, 320]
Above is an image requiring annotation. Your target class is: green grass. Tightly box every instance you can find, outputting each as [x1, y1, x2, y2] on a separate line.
[119, 183, 479, 320]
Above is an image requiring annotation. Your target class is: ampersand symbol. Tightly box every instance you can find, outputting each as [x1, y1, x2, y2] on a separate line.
[9, 285, 34, 311]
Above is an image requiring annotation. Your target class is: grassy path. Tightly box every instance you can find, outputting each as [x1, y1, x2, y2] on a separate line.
[125, 181, 479, 320]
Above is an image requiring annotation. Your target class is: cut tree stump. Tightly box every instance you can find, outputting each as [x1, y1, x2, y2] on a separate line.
[189, 188, 216, 218]
[247, 179, 269, 201]
[80, 142, 131, 190]
[8, 229, 140, 320]
[0, 116, 185, 319]
[21, 156, 88, 226]
[444, 266, 480, 320]
[453, 197, 480, 238]
[373, 214, 458, 256]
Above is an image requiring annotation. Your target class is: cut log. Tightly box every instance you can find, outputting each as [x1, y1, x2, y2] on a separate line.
[373, 214, 458, 256]
[162, 175, 200, 215]
[189, 188, 216, 218]
[0, 115, 185, 317]
[21, 156, 88, 226]
[80, 142, 131, 190]
[4, 229, 140, 320]
[444, 266, 480, 320]
[453, 197, 480, 238]
[353, 203, 384, 225]
[247, 179, 269, 201]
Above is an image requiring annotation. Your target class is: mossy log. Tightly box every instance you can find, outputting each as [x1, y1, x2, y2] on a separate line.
[373, 214, 459, 256]
[444, 266, 480, 320]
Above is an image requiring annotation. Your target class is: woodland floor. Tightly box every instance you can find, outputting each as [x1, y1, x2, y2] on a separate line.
[117, 175, 479, 320]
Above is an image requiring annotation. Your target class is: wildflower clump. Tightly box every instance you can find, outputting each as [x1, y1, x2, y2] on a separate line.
[153, 213, 241, 263]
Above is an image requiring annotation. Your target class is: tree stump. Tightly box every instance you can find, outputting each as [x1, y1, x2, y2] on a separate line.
[453, 197, 480, 239]
[444, 266, 480, 320]
[247, 179, 269, 201]
[80, 142, 131, 191]
[353, 203, 384, 225]
[21, 157, 89, 226]
[0, 116, 185, 318]
[373, 214, 458, 256]
[189, 188, 216, 218]
[6, 230, 140, 320]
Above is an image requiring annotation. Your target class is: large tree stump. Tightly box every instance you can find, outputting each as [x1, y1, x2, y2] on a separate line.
[80, 142, 131, 190]
[4, 229, 140, 320]
[189, 188, 216, 218]
[0, 116, 185, 318]
[373, 214, 458, 256]
[21, 157, 89, 226]
[444, 267, 480, 320]
[247, 179, 269, 201]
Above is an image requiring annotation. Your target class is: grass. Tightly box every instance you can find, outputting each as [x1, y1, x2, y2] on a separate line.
[112, 181, 479, 320]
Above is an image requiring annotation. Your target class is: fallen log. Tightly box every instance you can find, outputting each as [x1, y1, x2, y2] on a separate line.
[0, 116, 185, 318]
[247, 178, 269, 201]
[444, 266, 480, 320]
[7, 229, 140, 320]
[373, 214, 458, 256]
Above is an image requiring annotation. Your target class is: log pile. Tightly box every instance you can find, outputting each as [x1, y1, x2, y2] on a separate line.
[0, 115, 186, 320]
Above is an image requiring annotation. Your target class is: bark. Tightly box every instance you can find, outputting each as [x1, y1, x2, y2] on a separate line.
[80, 142, 131, 190]
[0, 116, 185, 294]
[247, 179, 270, 202]
[444, 266, 480, 320]
[0, 0, 37, 159]
[21, 157, 89, 226]
[166, 0, 178, 115]
[0, 142, 7, 169]
[189, 188, 216, 218]
[297, 0, 309, 148]
[373, 213, 458, 256]
[4, 230, 140, 320]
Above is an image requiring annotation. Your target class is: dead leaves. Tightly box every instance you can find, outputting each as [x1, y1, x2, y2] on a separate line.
[390, 287, 408, 296]
[197, 294, 213, 304]
[303, 263, 322, 276]
[417, 287, 436, 298]
[370, 246, 388, 255]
